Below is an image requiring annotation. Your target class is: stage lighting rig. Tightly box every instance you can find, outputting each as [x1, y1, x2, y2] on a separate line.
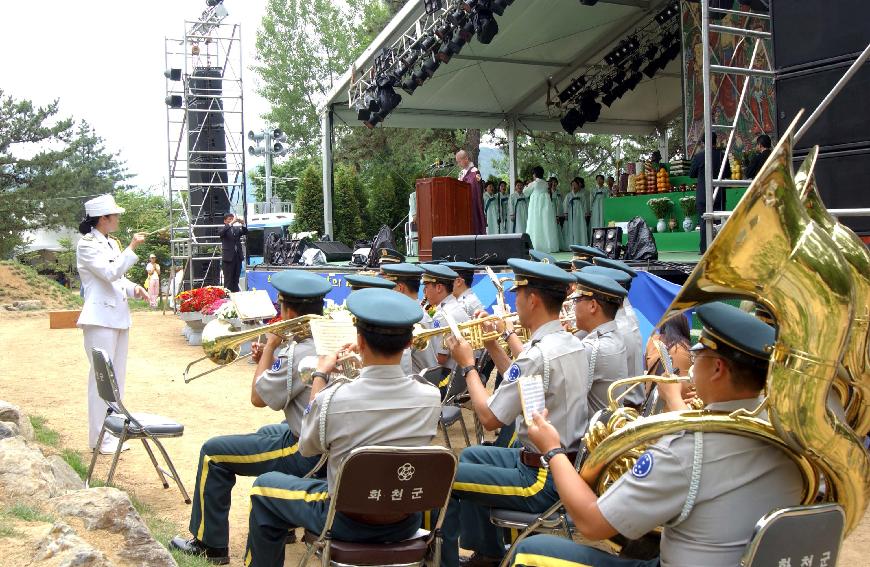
[655, 2, 680, 25]
[474, 9, 499, 44]
[560, 107, 584, 135]
[558, 76, 586, 104]
[424, 0, 443, 14]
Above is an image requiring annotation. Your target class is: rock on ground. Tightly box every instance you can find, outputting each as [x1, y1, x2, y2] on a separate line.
[33, 522, 116, 566]
[47, 454, 85, 491]
[0, 399, 35, 440]
[50, 487, 176, 567]
[0, 436, 60, 504]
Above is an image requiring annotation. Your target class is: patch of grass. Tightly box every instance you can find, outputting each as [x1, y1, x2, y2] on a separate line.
[0, 519, 19, 538]
[61, 449, 89, 480]
[132, 496, 213, 567]
[4, 504, 55, 523]
[29, 415, 60, 447]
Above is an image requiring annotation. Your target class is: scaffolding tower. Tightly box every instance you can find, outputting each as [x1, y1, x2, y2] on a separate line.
[164, 3, 246, 293]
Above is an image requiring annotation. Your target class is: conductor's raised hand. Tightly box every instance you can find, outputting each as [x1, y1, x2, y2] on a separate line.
[130, 232, 146, 251]
[528, 409, 561, 454]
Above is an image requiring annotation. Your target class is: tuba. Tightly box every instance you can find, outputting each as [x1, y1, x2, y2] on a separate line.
[579, 116, 870, 534]
[183, 315, 325, 382]
[796, 147, 870, 437]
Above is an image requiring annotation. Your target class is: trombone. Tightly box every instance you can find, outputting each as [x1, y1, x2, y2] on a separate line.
[183, 314, 324, 383]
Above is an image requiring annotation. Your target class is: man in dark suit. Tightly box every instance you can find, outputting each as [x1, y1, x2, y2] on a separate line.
[745, 134, 772, 178]
[220, 212, 247, 292]
[689, 132, 731, 254]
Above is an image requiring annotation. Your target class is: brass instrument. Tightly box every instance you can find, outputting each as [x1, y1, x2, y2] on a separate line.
[578, 116, 870, 535]
[796, 147, 870, 436]
[183, 315, 325, 383]
[298, 353, 363, 384]
[411, 313, 529, 351]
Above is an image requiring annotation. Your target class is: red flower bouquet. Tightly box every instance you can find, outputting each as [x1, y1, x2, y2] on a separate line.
[176, 286, 229, 313]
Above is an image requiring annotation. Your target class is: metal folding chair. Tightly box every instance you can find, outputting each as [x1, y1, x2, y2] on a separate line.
[299, 445, 457, 567]
[741, 504, 845, 567]
[86, 347, 191, 504]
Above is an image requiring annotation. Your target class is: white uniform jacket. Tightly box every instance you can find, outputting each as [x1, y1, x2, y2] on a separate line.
[76, 229, 138, 329]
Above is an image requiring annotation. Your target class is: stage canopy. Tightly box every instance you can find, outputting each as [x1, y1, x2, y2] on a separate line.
[318, 0, 684, 237]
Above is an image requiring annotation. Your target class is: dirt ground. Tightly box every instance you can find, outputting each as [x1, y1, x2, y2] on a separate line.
[1, 310, 868, 566]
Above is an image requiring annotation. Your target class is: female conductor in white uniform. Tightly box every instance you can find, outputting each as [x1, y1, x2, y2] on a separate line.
[76, 194, 147, 453]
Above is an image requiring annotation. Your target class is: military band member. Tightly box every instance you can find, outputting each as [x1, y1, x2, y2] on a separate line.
[571, 273, 628, 413]
[569, 244, 606, 263]
[439, 259, 591, 567]
[76, 194, 148, 454]
[244, 289, 442, 567]
[170, 271, 331, 564]
[421, 263, 471, 370]
[510, 302, 804, 567]
[381, 263, 438, 373]
[344, 273, 397, 291]
[444, 261, 485, 318]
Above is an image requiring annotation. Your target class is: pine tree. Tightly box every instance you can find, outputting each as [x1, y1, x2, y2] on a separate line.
[332, 165, 364, 246]
[293, 163, 324, 235]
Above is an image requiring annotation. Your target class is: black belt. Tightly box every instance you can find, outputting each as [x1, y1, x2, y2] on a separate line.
[520, 448, 578, 469]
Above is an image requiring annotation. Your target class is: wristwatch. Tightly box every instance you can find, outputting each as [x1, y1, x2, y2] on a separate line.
[501, 329, 516, 342]
[311, 370, 329, 382]
[540, 447, 568, 468]
[459, 365, 476, 379]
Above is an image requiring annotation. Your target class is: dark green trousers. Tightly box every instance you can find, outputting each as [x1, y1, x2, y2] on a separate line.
[187, 422, 322, 548]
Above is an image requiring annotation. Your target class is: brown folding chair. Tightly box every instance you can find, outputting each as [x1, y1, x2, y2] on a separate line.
[86, 347, 190, 504]
[299, 445, 457, 567]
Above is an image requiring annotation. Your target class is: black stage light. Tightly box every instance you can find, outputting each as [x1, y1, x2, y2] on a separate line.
[424, 0, 443, 15]
[401, 74, 419, 94]
[418, 35, 438, 52]
[655, 2, 680, 25]
[580, 93, 601, 122]
[206, 0, 223, 7]
[612, 81, 629, 99]
[491, 0, 513, 16]
[558, 77, 586, 104]
[422, 56, 441, 78]
[624, 71, 643, 91]
[643, 59, 660, 79]
[437, 42, 455, 63]
[164, 68, 182, 81]
[412, 67, 428, 86]
[165, 95, 183, 108]
[601, 91, 618, 107]
[579, 0, 599, 5]
[447, 8, 467, 26]
[644, 45, 658, 60]
[560, 107, 582, 135]
[434, 23, 453, 41]
[628, 56, 643, 72]
[377, 85, 402, 115]
[664, 42, 681, 62]
[474, 10, 499, 44]
[612, 69, 626, 85]
[357, 106, 371, 121]
[364, 112, 383, 129]
[458, 19, 476, 42]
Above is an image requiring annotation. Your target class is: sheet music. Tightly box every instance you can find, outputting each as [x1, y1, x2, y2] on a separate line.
[518, 375, 546, 427]
[310, 319, 358, 356]
[441, 309, 463, 340]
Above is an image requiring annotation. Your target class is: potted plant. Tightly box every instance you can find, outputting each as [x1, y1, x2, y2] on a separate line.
[647, 197, 673, 233]
[679, 196, 697, 232]
[176, 286, 229, 345]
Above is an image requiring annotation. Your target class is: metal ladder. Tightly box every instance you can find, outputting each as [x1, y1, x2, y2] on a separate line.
[699, 2, 773, 246]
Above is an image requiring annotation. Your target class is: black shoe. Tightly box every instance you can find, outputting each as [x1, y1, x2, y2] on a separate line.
[459, 552, 501, 567]
[169, 536, 230, 565]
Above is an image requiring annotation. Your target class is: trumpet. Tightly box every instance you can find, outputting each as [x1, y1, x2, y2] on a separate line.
[411, 313, 528, 350]
[298, 353, 363, 384]
[183, 314, 325, 382]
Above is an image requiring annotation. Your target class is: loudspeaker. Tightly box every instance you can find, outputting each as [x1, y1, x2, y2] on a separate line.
[431, 233, 532, 265]
[431, 235, 477, 263]
[190, 257, 221, 288]
[772, 0, 870, 234]
[309, 240, 353, 262]
[475, 233, 533, 265]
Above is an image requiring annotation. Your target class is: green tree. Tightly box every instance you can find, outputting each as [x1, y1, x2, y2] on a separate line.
[0, 90, 129, 257]
[332, 165, 364, 246]
[114, 188, 171, 285]
[293, 164, 324, 234]
[249, 155, 311, 204]
[254, 0, 390, 155]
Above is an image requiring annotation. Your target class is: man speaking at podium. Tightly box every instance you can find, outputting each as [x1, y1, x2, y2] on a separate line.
[455, 150, 485, 235]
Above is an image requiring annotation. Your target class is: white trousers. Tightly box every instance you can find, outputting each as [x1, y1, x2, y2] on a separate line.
[82, 325, 128, 448]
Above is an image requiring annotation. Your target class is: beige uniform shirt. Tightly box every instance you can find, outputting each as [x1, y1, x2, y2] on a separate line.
[300, 364, 442, 490]
[576, 320, 628, 413]
[488, 320, 590, 452]
[598, 397, 804, 567]
[616, 298, 644, 405]
[431, 294, 471, 370]
[456, 289, 485, 318]
[254, 336, 317, 435]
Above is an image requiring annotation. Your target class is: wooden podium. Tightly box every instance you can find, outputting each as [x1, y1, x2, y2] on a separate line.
[415, 177, 473, 261]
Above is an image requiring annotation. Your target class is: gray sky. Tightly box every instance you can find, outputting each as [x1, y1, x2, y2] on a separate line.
[1, 0, 269, 191]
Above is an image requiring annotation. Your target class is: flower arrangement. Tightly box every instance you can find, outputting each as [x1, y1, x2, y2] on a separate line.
[679, 195, 697, 217]
[214, 301, 239, 321]
[647, 197, 673, 219]
[176, 286, 229, 313]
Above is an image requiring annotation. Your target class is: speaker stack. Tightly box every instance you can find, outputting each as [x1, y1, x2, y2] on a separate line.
[431, 233, 533, 265]
[771, 0, 870, 235]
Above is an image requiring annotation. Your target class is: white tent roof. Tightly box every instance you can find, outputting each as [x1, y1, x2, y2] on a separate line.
[323, 0, 683, 135]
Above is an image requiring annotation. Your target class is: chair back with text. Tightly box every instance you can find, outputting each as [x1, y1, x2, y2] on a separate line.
[91, 348, 125, 414]
[741, 504, 845, 567]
